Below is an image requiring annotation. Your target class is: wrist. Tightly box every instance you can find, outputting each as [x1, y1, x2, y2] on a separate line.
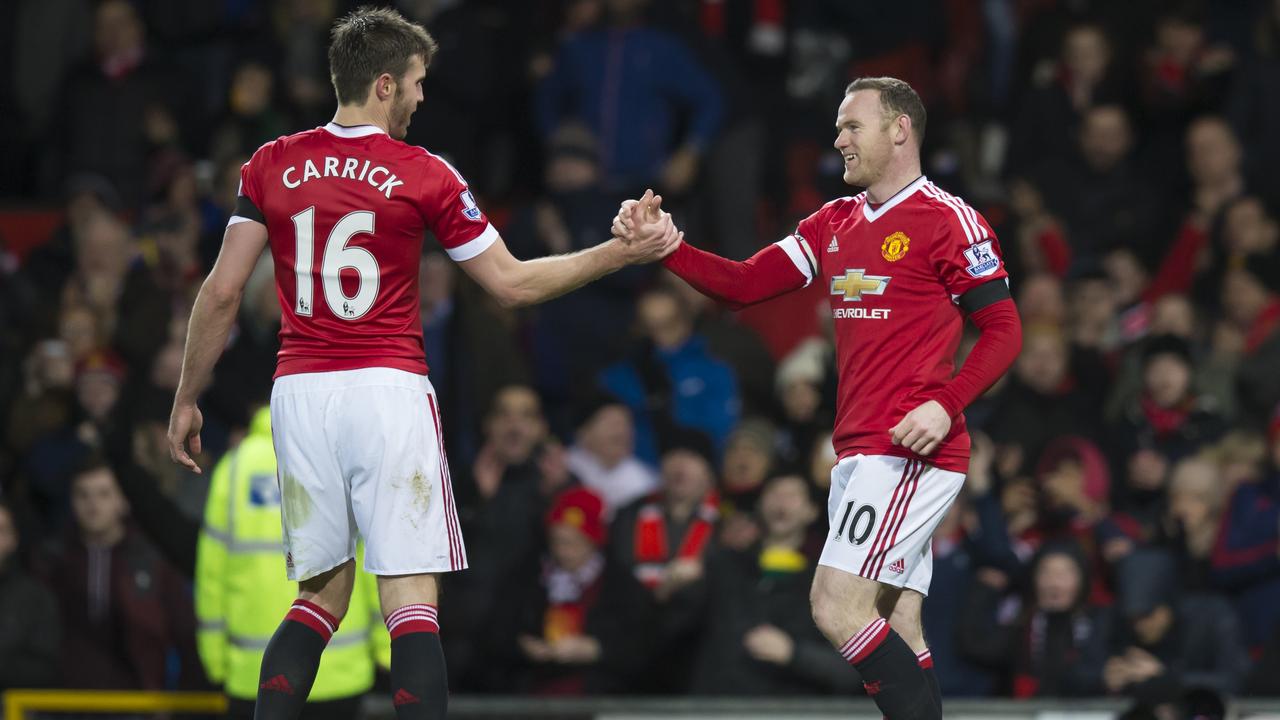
[932, 390, 962, 419]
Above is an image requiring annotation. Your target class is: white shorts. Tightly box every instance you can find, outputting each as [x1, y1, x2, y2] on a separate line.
[818, 454, 965, 595]
[269, 367, 468, 580]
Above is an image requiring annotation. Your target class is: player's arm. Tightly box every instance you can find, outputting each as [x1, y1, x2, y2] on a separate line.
[933, 287, 1022, 419]
[612, 200, 811, 311]
[168, 219, 269, 473]
[459, 190, 679, 308]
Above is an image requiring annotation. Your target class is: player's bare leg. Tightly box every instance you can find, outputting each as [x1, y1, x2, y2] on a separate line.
[378, 573, 447, 719]
[254, 559, 356, 719]
[811, 566, 939, 719]
[883, 589, 939, 713]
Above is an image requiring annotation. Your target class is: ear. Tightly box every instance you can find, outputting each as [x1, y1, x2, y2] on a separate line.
[374, 72, 397, 102]
[895, 115, 912, 147]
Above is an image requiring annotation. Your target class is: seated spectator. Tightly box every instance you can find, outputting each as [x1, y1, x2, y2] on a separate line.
[1163, 456, 1228, 590]
[959, 541, 1111, 698]
[39, 457, 198, 689]
[693, 474, 857, 695]
[1222, 255, 1280, 425]
[600, 287, 742, 465]
[773, 337, 833, 468]
[0, 499, 60, 691]
[608, 430, 720, 692]
[1106, 549, 1249, 705]
[567, 393, 658, 516]
[488, 487, 642, 694]
[717, 418, 777, 551]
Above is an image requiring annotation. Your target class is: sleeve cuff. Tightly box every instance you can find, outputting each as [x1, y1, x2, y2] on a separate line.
[446, 223, 499, 262]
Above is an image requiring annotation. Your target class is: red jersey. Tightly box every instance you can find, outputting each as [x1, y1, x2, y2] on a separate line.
[233, 122, 496, 378]
[780, 176, 1009, 473]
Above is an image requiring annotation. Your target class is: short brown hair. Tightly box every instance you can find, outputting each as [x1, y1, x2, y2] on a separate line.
[328, 6, 439, 106]
[846, 77, 927, 146]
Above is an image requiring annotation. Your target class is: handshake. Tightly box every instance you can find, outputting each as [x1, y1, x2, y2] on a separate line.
[610, 188, 684, 265]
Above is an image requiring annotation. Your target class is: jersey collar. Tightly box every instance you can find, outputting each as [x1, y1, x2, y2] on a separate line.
[862, 175, 927, 222]
[322, 122, 387, 138]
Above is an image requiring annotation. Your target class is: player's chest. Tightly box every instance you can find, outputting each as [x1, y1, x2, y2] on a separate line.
[819, 214, 933, 305]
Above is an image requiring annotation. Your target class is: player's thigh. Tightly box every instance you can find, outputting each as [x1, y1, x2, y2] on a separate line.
[338, 370, 467, 576]
[818, 456, 963, 591]
[297, 558, 357, 621]
[270, 379, 358, 581]
[811, 562, 884, 642]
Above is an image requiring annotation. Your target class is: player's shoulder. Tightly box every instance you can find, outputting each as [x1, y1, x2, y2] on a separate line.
[402, 144, 469, 184]
[246, 127, 327, 166]
[914, 180, 991, 240]
[812, 193, 866, 222]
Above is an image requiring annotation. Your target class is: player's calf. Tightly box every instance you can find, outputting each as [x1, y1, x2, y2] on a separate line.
[811, 568, 939, 720]
[254, 561, 356, 719]
[380, 574, 448, 720]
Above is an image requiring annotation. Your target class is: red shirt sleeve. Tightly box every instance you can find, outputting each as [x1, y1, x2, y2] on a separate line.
[926, 200, 1009, 300]
[231, 144, 270, 226]
[414, 152, 498, 262]
[662, 204, 827, 310]
[934, 298, 1022, 418]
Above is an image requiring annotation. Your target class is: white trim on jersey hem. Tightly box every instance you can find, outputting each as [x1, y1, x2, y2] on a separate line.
[773, 235, 814, 287]
[321, 122, 387, 138]
[445, 223, 499, 262]
[226, 215, 263, 227]
[861, 175, 928, 222]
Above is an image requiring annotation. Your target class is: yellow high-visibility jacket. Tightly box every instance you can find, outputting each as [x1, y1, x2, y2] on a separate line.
[196, 408, 391, 701]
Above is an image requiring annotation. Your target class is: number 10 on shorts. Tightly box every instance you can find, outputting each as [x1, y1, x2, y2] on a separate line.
[835, 501, 877, 545]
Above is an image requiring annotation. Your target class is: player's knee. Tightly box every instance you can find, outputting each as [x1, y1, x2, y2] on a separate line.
[810, 583, 845, 638]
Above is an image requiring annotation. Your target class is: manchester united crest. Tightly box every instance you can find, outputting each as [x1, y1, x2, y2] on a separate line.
[881, 232, 910, 262]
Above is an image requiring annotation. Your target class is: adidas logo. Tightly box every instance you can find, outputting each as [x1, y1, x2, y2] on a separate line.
[260, 674, 294, 695]
[887, 558, 905, 575]
[393, 689, 421, 707]
[828, 236, 840, 253]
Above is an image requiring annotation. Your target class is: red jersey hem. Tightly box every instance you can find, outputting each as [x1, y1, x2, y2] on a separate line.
[837, 443, 969, 474]
[274, 356, 429, 379]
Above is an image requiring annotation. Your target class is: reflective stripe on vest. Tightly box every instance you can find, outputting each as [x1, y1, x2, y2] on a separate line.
[228, 631, 370, 651]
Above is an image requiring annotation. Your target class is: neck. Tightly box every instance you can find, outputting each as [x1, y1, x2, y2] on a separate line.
[84, 524, 125, 548]
[332, 104, 390, 135]
[667, 498, 698, 524]
[764, 528, 805, 551]
[865, 158, 923, 205]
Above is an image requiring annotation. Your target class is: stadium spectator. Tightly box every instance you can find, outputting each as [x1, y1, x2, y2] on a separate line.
[566, 393, 658, 516]
[1106, 548, 1250, 705]
[535, 0, 724, 195]
[486, 486, 644, 694]
[0, 499, 60, 691]
[692, 474, 856, 695]
[53, 0, 181, 208]
[600, 286, 742, 465]
[608, 431, 719, 692]
[959, 541, 1111, 698]
[40, 458, 198, 689]
[1223, 255, 1280, 426]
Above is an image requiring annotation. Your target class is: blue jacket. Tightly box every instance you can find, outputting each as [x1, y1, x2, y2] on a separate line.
[1210, 481, 1280, 651]
[600, 335, 740, 466]
[537, 27, 723, 189]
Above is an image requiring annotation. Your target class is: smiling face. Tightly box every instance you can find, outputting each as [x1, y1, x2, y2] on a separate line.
[834, 90, 903, 188]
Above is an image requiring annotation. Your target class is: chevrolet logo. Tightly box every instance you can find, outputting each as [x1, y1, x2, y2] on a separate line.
[830, 269, 889, 301]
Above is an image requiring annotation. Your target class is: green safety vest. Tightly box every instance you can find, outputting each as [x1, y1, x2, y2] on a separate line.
[195, 408, 391, 701]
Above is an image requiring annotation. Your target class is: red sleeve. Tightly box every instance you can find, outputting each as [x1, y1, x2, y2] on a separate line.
[662, 240, 810, 311]
[415, 152, 498, 262]
[925, 196, 1009, 299]
[933, 298, 1022, 418]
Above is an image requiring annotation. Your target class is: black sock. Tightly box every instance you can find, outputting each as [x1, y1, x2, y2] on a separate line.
[387, 604, 448, 719]
[253, 600, 338, 720]
[918, 649, 941, 713]
[841, 619, 938, 720]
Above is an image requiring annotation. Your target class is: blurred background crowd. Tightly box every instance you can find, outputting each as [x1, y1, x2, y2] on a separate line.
[2, 0, 1280, 714]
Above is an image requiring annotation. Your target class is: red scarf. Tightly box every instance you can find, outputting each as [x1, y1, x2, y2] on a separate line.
[1247, 299, 1280, 355]
[632, 493, 718, 588]
[1140, 394, 1192, 438]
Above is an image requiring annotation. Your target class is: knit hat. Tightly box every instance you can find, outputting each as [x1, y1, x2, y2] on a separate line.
[546, 487, 607, 547]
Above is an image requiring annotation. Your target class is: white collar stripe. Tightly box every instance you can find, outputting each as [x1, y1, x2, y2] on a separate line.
[922, 184, 979, 245]
[925, 183, 986, 243]
[321, 122, 386, 138]
[861, 176, 927, 222]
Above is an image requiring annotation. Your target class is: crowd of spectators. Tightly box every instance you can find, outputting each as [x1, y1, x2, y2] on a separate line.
[2, 0, 1280, 715]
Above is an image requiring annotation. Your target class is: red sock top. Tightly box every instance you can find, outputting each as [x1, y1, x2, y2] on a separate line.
[386, 603, 439, 639]
[286, 599, 339, 642]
